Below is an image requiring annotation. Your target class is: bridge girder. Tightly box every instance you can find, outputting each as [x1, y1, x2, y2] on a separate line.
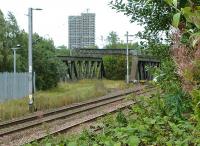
[58, 56, 105, 81]
[58, 49, 160, 81]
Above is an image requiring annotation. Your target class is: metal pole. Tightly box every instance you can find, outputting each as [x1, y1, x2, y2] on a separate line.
[13, 49, 16, 73]
[28, 8, 34, 111]
[126, 31, 129, 84]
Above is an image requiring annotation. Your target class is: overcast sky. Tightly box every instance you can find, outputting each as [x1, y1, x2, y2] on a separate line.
[0, 0, 142, 48]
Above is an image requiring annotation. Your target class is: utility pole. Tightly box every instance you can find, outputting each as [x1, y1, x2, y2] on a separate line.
[28, 7, 42, 112]
[28, 7, 33, 112]
[125, 31, 134, 84]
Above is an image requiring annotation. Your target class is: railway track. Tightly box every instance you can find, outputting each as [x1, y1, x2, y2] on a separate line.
[0, 85, 155, 146]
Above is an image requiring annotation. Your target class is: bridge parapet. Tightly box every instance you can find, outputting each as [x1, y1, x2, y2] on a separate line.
[73, 48, 159, 62]
[73, 48, 147, 57]
[58, 49, 160, 81]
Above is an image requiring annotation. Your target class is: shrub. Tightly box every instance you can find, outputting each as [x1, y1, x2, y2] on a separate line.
[26, 93, 200, 146]
[103, 55, 131, 80]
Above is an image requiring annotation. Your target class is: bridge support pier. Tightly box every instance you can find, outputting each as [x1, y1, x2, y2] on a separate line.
[130, 56, 160, 81]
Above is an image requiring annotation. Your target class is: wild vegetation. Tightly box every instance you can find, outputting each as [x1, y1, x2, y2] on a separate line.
[104, 31, 139, 50]
[1, 0, 200, 145]
[110, 0, 200, 120]
[24, 0, 200, 145]
[25, 93, 200, 146]
[103, 55, 132, 80]
[0, 10, 67, 90]
[0, 80, 128, 121]
[103, 31, 138, 80]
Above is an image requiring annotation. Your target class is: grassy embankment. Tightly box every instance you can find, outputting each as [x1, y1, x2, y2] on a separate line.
[0, 80, 130, 121]
[25, 92, 200, 146]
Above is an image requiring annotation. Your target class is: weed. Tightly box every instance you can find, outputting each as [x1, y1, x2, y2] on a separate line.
[0, 80, 128, 121]
[26, 93, 200, 146]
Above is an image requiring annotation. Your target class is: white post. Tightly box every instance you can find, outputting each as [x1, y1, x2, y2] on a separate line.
[28, 8, 42, 111]
[28, 8, 33, 111]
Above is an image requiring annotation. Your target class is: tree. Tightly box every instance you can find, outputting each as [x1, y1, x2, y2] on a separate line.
[110, 1, 172, 38]
[106, 31, 119, 46]
[105, 31, 139, 49]
[56, 45, 70, 56]
[0, 11, 20, 72]
[15, 30, 28, 72]
[109, 0, 174, 58]
[0, 9, 68, 90]
[32, 34, 67, 90]
[109, 0, 200, 58]
[103, 31, 138, 79]
[0, 10, 6, 69]
[103, 55, 131, 80]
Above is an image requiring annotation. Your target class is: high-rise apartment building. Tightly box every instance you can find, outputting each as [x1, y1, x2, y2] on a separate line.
[68, 13, 95, 49]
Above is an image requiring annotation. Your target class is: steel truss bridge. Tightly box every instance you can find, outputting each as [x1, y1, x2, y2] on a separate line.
[58, 56, 105, 80]
[58, 49, 160, 81]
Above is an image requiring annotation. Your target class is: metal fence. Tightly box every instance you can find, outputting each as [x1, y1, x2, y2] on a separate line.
[0, 72, 35, 102]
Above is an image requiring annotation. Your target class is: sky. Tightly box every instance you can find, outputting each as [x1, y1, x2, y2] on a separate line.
[0, 0, 143, 48]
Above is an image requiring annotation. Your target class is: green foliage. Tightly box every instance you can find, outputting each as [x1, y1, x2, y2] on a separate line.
[109, 0, 198, 122]
[153, 59, 181, 93]
[116, 111, 128, 126]
[0, 80, 127, 121]
[109, 0, 175, 59]
[166, 0, 200, 48]
[56, 45, 70, 56]
[182, 6, 200, 29]
[0, 10, 20, 72]
[103, 32, 138, 80]
[104, 31, 139, 49]
[32, 34, 66, 90]
[189, 60, 200, 121]
[165, 0, 200, 123]
[110, 0, 173, 35]
[191, 89, 200, 121]
[152, 59, 192, 117]
[26, 93, 200, 146]
[106, 31, 119, 47]
[172, 12, 181, 28]
[0, 10, 67, 90]
[110, 0, 173, 55]
[140, 39, 170, 59]
[103, 55, 131, 80]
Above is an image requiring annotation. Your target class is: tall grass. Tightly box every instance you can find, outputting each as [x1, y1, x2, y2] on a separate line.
[0, 80, 129, 121]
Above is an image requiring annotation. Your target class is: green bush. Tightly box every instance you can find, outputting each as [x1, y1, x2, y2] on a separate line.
[32, 36, 67, 90]
[103, 55, 131, 80]
[25, 93, 200, 146]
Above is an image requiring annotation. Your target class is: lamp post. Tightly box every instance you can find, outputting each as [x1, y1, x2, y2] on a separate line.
[12, 44, 20, 73]
[28, 7, 42, 112]
[125, 31, 134, 84]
